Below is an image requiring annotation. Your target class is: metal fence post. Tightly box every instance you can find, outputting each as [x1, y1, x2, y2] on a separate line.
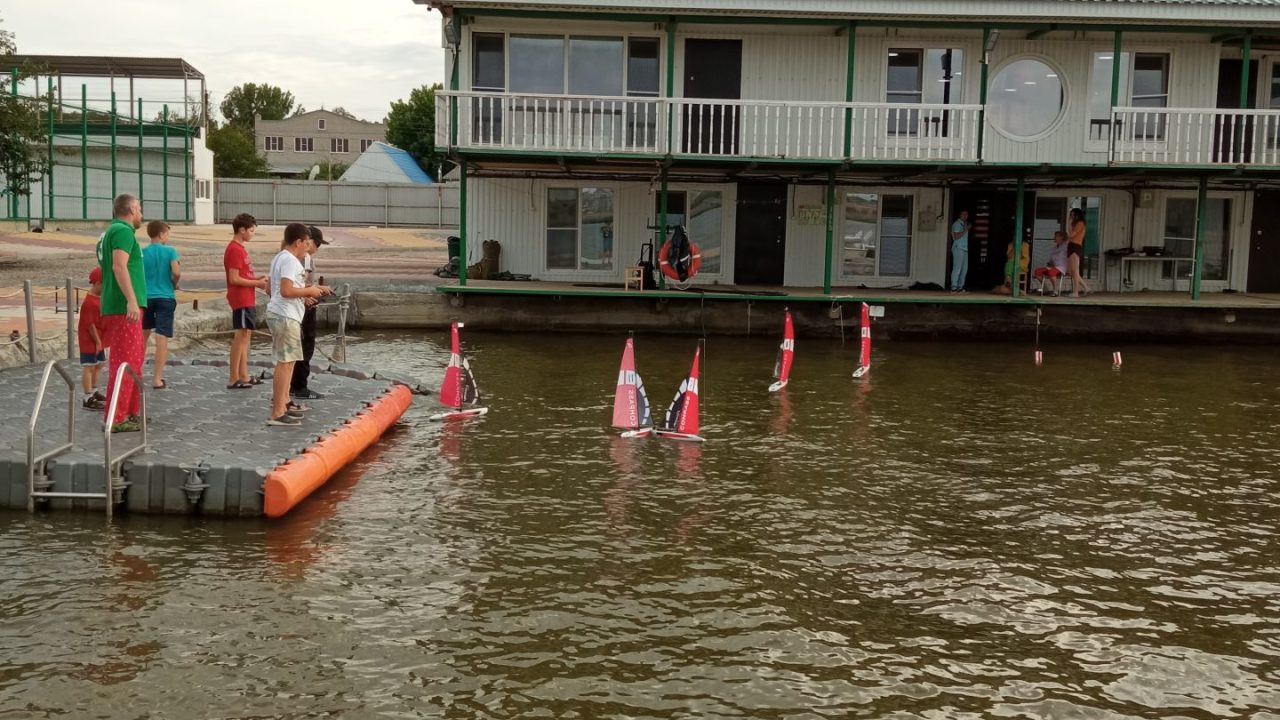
[162, 104, 170, 221]
[385, 183, 390, 228]
[327, 180, 333, 226]
[80, 84, 87, 220]
[437, 185, 443, 228]
[47, 77, 55, 220]
[272, 181, 278, 224]
[110, 92, 118, 202]
[23, 280, 36, 364]
[65, 278, 75, 359]
[137, 98, 145, 207]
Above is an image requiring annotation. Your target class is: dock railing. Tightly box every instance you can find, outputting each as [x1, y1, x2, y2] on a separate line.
[1111, 106, 1280, 166]
[26, 359, 77, 512]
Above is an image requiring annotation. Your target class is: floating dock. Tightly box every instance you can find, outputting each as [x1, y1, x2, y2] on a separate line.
[0, 359, 412, 517]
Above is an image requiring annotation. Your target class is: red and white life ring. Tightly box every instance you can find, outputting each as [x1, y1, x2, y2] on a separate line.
[658, 239, 702, 282]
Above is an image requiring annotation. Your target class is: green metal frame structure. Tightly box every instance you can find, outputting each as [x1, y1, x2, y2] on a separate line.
[5, 69, 198, 224]
[445, 8, 1275, 300]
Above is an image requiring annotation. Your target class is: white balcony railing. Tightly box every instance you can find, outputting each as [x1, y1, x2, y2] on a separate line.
[1111, 107, 1280, 166]
[437, 92, 982, 163]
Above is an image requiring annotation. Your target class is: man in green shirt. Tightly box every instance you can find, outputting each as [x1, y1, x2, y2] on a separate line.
[96, 193, 147, 432]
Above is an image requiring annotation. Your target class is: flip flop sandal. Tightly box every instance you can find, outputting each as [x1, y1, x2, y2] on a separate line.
[247, 376, 264, 385]
[226, 381, 253, 390]
[153, 380, 168, 390]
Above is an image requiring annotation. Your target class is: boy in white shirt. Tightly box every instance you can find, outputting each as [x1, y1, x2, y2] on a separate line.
[266, 224, 332, 426]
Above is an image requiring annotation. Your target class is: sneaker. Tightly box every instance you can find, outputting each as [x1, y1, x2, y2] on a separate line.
[291, 388, 325, 400]
[109, 418, 141, 433]
[267, 414, 302, 427]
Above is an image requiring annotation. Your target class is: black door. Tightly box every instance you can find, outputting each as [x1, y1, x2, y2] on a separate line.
[950, 189, 1034, 290]
[1215, 59, 1258, 163]
[1248, 188, 1280, 293]
[683, 39, 741, 155]
[734, 183, 787, 286]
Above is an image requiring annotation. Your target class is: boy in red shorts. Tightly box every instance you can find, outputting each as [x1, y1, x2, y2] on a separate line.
[78, 267, 107, 410]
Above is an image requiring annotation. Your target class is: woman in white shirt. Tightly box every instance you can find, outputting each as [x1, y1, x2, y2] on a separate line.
[266, 223, 332, 426]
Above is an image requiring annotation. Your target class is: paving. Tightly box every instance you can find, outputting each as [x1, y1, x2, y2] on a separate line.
[0, 358, 413, 517]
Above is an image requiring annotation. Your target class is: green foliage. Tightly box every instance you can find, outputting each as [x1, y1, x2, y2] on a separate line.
[207, 125, 270, 178]
[311, 161, 349, 180]
[219, 83, 298, 130]
[386, 83, 447, 180]
[0, 17, 51, 211]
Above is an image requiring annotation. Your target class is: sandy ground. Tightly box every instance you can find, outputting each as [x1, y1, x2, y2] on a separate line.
[0, 223, 452, 335]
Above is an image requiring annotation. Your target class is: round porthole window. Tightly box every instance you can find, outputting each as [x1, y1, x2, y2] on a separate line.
[987, 58, 1065, 139]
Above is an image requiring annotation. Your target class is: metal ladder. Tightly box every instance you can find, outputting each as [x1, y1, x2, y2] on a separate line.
[28, 361, 148, 517]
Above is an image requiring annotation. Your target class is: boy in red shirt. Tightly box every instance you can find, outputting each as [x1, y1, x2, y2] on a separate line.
[78, 267, 107, 409]
[223, 213, 269, 389]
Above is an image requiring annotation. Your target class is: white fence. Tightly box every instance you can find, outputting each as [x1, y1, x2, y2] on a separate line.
[215, 179, 459, 227]
[1110, 107, 1280, 166]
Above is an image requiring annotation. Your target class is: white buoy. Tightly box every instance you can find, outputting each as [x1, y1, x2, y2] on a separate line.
[1034, 350, 1043, 366]
[1112, 351, 1123, 370]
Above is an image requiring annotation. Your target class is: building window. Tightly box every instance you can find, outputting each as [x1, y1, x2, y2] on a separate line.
[360, 138, 375, 152]
[473, 33, 506, 91]
[987, 58, 1065, 139]
[318, 118, 326, 130]
[511, 35, 566, 94]
[841, 193, 914, 278]
[652, 190, 723, 276]
[294, 137, 313, 152]
[331, 138, 349, 153]
[886, 48, 963, 135]
[547, 187, 615, 271]
[194, 179, 212, 200]
[1164, 197, 1230, 281]
[1087, 52, 1171, 141]
[264, 136, 284, 152]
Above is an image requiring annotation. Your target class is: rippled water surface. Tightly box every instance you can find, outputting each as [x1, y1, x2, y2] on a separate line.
[3, 330, 1280, 718]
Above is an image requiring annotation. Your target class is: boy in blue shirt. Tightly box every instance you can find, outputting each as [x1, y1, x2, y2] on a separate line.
[142, 220, 180, 389]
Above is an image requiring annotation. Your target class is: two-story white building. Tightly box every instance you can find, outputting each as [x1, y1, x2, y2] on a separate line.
[417, 0, 1280, 298]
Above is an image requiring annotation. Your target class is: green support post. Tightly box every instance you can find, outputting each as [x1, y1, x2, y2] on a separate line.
[80, 85, 87, 220]
[1012, 176, 1025, 298]
[1109, 30, 1123, 155]
[665, 18, 677, 155]
[1192, 176, 1207, 300]
[658, 169, 668, 290]
[977, 29, 990, 161]
[162, 104, 170, 221]
[843, 21, 856, 159]
[47, 77, 54, 220]
[449, 12, 461, 149]
[1237, 34, 1251, 160]
[184, 123, 191, 222]
[823, 173, 835, 294]
[110, 92, 117, 202]
[458, 159, 468, 286]
[137, 98, 144, 208]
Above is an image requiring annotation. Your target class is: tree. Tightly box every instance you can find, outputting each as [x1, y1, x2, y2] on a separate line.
[329, 106, 356, 119]
[310, 161, 349, 181]
[219, 83, 298, 130]
[0, 17, 50, 216]
[386, 83, 447, 180]
[206, 125, 270, 178]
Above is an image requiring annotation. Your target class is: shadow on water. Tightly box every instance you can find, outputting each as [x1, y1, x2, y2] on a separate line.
[2, 328, 1280, 717]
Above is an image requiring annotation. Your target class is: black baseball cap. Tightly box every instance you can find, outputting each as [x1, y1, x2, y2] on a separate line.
[307, 225, 329, 245]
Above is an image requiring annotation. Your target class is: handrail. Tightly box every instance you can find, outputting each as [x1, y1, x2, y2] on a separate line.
[438, 89, 983, 113]
[26, 360, 77, 512]
[102, 362, 148, 518]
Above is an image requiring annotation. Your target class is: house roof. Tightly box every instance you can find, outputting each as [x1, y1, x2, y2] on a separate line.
[279, 108, 386, 126]
[419, 0, 1280, 26]
[339, 142, 433, 184]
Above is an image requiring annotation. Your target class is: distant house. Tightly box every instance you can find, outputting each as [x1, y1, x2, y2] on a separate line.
[255, 109, 387, 177]
[339, 142, 434, 184]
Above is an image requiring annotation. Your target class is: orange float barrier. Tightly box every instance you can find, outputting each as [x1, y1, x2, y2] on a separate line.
[263, 384, 413, 518]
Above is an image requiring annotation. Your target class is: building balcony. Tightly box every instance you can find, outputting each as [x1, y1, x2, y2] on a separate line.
[436, 91, 982, 164]
[437, 92, 1280, 171]
[1110, 107, 1280, 167]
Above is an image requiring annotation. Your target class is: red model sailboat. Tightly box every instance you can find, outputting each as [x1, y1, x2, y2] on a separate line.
[430, 322, 489, 421]
[655, 343, 705, 443]
[768, 310, 794, 392]
[612, 334, 653, 438]
[852, 302, 872, 379]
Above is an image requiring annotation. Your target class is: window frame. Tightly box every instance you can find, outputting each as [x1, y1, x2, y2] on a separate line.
[838, 190, 917, 281]
[294, 137, 314, 152]
[360, 138, 375, 152]
[1085, 49, 1174, 148]
[330, 137, 349, 153]
[881, 44, 969, 138]
[318, 118, 327, 130]
[544, 185, 618, 274]
[652, 186, 729, 280]
[468, 29, 662, 97]
[1161, 193, 1234, 285]
[986, 54, 1069, 143]
[264, 136, 284, 152]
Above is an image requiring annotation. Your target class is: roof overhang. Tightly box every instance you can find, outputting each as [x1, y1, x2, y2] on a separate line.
[0, 55, 204, 80]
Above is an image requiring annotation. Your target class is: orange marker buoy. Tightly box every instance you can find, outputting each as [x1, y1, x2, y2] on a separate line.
[1112, 351, 1123, 370]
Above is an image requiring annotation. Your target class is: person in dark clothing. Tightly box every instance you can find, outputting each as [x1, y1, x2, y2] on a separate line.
[290, 225, 328, 400]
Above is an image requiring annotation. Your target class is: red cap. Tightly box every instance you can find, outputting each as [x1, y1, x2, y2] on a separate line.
[89, 267, 102, 284]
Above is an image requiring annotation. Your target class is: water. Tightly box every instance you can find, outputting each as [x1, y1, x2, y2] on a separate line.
[3, 330, 1280, 718]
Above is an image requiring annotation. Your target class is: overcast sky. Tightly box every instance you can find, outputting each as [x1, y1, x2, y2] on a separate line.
[3, 1, 446, 122]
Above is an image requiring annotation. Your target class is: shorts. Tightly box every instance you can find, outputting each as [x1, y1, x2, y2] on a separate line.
[79, 351, 107, 366]
[142, 297, 177, 337]
[1068, 244, 1083, 259]
[1033, 267, 1063, 279]
[231, 307, 256, 331]
[266, 312, 303, 364]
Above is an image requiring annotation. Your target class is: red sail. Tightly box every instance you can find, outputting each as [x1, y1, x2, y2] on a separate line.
[613, 337, 641, 429]
[439, 322, 463, 409]
[774, 311, 794, 386]
[676, 346, 701, 435]
[854, 303, 872, 378]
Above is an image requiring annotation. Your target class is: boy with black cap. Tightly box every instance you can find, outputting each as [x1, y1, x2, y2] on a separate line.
[291, 225, 328, 400]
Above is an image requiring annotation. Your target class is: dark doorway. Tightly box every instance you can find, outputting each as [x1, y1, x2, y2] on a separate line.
[734, 183, 787, 286]
[1215, 59, 1258, 163]
[683, 39, 741, 154]
[1248, 188, 1280, 293]
[950, 188, 1034, 290]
